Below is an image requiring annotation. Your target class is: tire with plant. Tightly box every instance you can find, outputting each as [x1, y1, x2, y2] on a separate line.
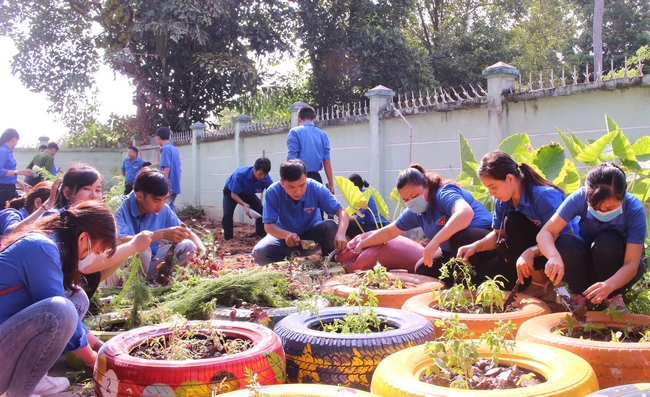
[401, 290, 550, 338]
[517, 311, 650, 388]
[274, 306, 436, 391]
[370, 340, 598, 396]
[219, 384, 382, 396]
[94, 321, 286, 397]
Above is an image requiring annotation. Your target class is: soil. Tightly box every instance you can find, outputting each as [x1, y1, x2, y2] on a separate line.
[130, 334, 254, 360]
[420, 358, 544, 390]
[559, 324, 649, 342]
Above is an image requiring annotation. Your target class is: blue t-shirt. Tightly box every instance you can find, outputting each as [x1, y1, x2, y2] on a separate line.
[225, 166, 273, 195]
[0, 207, 28, 235]
[492, 184, 577, 234]
[115, 192, 182, 256]
[0, 144, 17, 185]
[263, 179, 342, 235]
[286, 122, 331, 173]
[395, 184, 492, 252]
[160, 142, 181, 194]
[357, 190, 390, 226]
[557, 188, 647, 246]
[121, 157, 145, 184]
[0, 233, 89, 351]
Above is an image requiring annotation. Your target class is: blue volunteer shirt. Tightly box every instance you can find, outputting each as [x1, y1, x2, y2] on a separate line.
[0, 233, 89, 352]
[0, 207, 28, 235]
[0, 144, 17, 185]
[492, 184, 577, 234]
[357, 190, 390, 226]
[395, 184, 492, 252]
[121, 157, 145, 184]
[557, 188, 647, 248]
[115, 192, 182, 256]
[286, 122, 331, 173]
[160, 142, 181, 194]
[263, 179, 342, 235]
[225, 166, 273, 194]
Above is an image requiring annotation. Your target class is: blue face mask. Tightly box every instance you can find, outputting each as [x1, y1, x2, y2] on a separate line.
[588, 205, 623, 222]
[406, 195, 428, 213]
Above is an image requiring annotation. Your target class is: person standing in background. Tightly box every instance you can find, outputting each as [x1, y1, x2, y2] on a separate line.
[155, 127, 181, 212]
[0, 128, 33, 207]
[25, 142, 59, 186]
[287, 106, 335, 195]
[121, 146, 145, 195]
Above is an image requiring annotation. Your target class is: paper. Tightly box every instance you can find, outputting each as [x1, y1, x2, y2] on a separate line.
[248, 209, 262, 219]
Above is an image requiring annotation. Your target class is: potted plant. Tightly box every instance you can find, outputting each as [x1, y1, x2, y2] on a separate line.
[402, 259, 550, 337]
[370, 315, 599, 396]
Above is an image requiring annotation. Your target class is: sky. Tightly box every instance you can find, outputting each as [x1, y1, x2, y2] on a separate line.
[0, 37, 137, 147]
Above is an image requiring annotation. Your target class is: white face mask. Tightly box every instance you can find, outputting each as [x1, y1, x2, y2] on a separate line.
[405, 194, 429, 213]
[79, 239, 98, 270]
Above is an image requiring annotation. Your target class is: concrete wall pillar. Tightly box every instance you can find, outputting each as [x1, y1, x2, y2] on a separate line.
[365, 85, 395, 196]
[233, 114, 252, 169]
[288, 101, 310, 127]
[482, 62, 519, 150]
[190, 122, 205, 207]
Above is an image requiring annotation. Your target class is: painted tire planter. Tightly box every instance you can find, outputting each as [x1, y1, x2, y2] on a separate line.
[370, 340, 598, 396]
[66, 330, 125, 370]
[517, 311, 650, 389]
[274, 306, 436, 391]
[323, 273, 444, 309]
[94, 320, 286, 397]
[220, 384, 381, 396]
[401, 290, 550, 338]
[585, 383, 650, 396]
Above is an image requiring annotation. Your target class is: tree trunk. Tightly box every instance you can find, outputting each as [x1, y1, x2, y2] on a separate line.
[593, 0, 604, 77]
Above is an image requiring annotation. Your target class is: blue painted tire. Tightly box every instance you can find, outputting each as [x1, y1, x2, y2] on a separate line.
[274, 306, 436, 391]
[585, 383, 650, 396]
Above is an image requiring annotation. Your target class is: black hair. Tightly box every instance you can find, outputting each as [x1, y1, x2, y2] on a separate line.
[155, 126, 172, 140]
[47, 142, 59, 151]
[39, 144, 48, 151]
[280, 159, 307, 182]
[396, 164, 458, 209]
[585, 163, 627, 208]
[56, 163, 102, 208]
[128, 146, 139, 154]
[348, 174, 369, 190]
[133, 167, 170, 197]
[2, 201, 117, 293]
[8, 181, 52, 213]
[254, 157, 271, 174]
[0, 128, 19, 146]
[297, 106, 317, 121]
[142, 161, 152, 167]
[477, 150, 564, 201]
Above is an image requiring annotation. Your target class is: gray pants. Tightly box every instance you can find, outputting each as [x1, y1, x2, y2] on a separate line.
[140, 239, 198, 281]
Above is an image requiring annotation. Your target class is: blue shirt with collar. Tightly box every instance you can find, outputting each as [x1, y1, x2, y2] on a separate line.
[395, 184, 492, 252]
[0, 144, 17, 185]
[160, 142, 181, 194]
[557, 188, 647, 246]
[492, 184, 577, 234]
[262, 178, 342, 235]
[286, 121, 331, 173]
[0, 207, 29, 235]
[121, 157, 145, 184]
[225, 166, 273, 195]
[357, 190, 390, 226]
[0, 232, 89, 352]
[115, 192, 182, 256]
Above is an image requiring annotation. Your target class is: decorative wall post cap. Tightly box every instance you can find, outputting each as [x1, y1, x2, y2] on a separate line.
[190, 121, 207, 130]
[288, 101, 311, 112]
[366, 85, 395, 98]
[233, 114, 252, 123]
[482, 62, 520, 78]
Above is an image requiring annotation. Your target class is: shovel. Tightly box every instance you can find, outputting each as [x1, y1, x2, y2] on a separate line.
[502, 282, 520, 309]
[555, 284, 588, 324]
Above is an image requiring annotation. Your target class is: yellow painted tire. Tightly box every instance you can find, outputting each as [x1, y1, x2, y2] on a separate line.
[401, 290, 550, 338]
[324, 273, 444, 309]
[370, 341, 598, 396]
[517, 311, 650, 388]
[220, 384, 381, 396]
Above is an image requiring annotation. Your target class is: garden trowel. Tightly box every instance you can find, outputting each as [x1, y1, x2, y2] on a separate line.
[502, 282, 520, 309]
[555, 284, 588, 323]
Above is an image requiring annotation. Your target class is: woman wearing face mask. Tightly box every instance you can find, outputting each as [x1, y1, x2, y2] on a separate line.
[537, 163, 646, 312]
[354, 164, 492, 279]
[0, 202, 117, 396]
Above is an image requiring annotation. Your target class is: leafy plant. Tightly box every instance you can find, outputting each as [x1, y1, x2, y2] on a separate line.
[335, 175, 390, 229]
[362, 263, 402, 290]
[176, 203, 206, 218]
[475, 276, 506, 314]
[243, 367, 271, 397]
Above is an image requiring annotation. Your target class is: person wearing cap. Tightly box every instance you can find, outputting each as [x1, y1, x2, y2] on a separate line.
[222, 158, 272, 240]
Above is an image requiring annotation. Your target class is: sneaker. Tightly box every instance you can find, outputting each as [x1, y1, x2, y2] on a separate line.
[604, 293, 630, 313]
[33, 376, 69, 396]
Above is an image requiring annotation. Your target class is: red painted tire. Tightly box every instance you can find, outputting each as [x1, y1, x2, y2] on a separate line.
[323, 273, 444, 309]
[402, 290, 550, 338]
[274, 306, 436, 391]
[94, 321, 286, 397]
[517, 311, 650, 388]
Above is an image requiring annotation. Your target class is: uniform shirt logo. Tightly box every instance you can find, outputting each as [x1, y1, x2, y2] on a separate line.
[436, 216, 446, 226]
[304, 207, 316, 214]
[527, 216, 541, 227]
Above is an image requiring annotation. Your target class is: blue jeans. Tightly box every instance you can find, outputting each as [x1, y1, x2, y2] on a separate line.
[0, 296, 77, 396]
[252, 220, 338, 265]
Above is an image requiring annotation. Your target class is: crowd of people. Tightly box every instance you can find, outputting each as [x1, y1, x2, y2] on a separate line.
[0, 107, 647, 396]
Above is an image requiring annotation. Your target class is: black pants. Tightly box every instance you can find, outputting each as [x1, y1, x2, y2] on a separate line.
[556, 230, 644, 297]
[124, 183, 134, 195]
[0, 184, 17, 209]
[307, 171, 323, 184]
[80, 271, 102, 301]
[222, 187, 265, 240]
[346, 220, 385, 239]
